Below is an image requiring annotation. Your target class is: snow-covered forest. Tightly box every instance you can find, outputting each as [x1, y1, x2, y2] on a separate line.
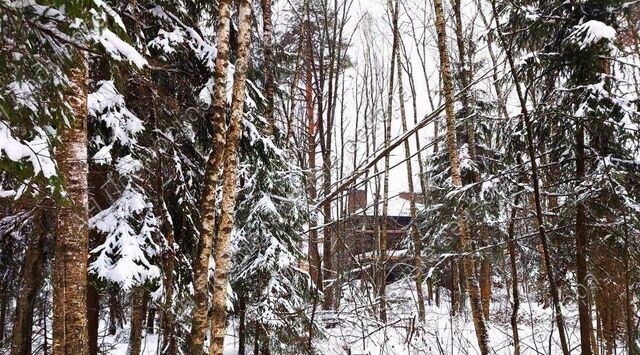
[1, 0, 639, 353]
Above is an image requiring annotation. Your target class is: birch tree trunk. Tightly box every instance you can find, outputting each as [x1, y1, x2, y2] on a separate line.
[208, 1, 253, 353]
[396, 50, 426, 322]
[431, 0, 490, 352]
[52, 57, 90, 355]
[188, 0, 231, 352]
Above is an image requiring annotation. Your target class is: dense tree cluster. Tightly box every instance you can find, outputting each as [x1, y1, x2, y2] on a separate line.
[0, 0, 639, 353]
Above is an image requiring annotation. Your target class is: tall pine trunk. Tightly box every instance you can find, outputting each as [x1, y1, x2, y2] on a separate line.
[188, 0, 231, 352]
[576, 122, 592, 355]
[507, 206, 521, 355]
[208, 1, 253, 353]
[52, 57, 90, 355]
[161, 200, 177, 355]
[238, 296, 246, 354]
[108, 286, 123, 335]
[127, 287, 146, 355]
[86, 283, 99, 355]
[146, 305, 155, 334]
[0, 283, 7, 344]
[623, 212, 637, 354]
[451, 259, 460, 315]
[11, 202, 50, 355]
[432, 0, 490, 352]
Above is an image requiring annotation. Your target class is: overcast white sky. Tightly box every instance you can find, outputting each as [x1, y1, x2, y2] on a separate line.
[274, 0, 484, 216]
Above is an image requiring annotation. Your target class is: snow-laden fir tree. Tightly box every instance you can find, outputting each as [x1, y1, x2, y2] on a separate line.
[231, 119, 312, 353]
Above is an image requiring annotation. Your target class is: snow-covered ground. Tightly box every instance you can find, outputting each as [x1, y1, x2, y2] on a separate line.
[102, 326, 240, 355]
[314, 278, 584, 355]
[100, 276, 625, 354]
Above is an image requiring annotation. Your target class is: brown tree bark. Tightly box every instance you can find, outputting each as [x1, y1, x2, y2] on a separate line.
[142, 290, 149, 332]
[507, 207, 521, 355]
[238, 296, 246, 354]
[208, 1, 253, 353]
[396, 49, 426, 322]
[11, 203, 50, 355]
[41, 289, 49, 355]
[0, 285, 7, 343]
[146, 305, 155, 334]
[108, 286, 123, 335]
[576, 121, 592, 355]
[127, 287, 146, 355]
[451, 257, 460, 316]
[161, 201, 177, 355]
[478, 235, 492, 320]
[588, 290, 599, 355]
[53, 57, 90, 355]
[623, 212, 637, 354]
[253, 321, 260, 355]
[188, 0, 232, 352]
[87, 159, 109, 355]
[86, 283, 99, 355]
[431, 0, 490, 351]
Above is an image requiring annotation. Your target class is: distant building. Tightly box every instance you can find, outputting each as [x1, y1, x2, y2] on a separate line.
[332, 189, 418, 282]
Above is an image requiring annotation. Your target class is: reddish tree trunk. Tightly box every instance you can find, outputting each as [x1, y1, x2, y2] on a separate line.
[86, 283, 99, 355]
[11, 203, 50, 355]
[127, 287, 146, 355]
